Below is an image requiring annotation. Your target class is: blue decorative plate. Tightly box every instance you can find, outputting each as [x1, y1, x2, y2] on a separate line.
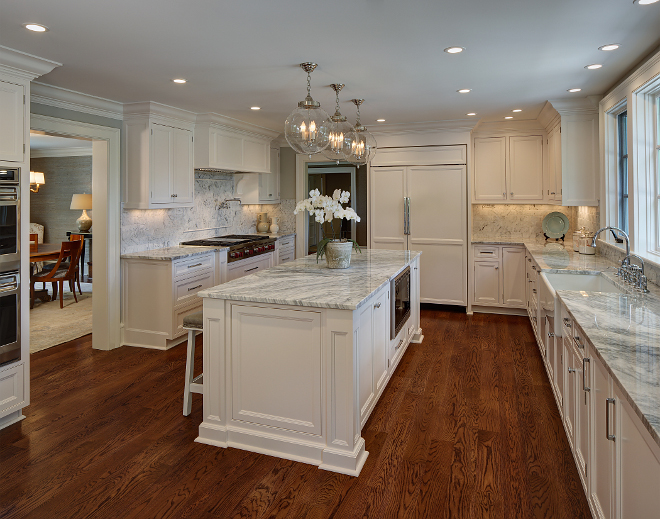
[542, 212, 570, 239]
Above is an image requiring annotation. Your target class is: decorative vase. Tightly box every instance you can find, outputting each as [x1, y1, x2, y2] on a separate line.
[325, 240, 353, 269]
[76, 210, 92, 232]
[256, 212, 270, 233]
[269, 217, 280, 234]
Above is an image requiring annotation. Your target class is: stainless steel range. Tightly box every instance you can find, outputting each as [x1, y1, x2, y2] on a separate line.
[180, 234, 276, 263]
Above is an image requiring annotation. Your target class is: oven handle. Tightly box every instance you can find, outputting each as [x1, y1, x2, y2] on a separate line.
[0, 194, 18, 202]
[0, 282, 18, 293]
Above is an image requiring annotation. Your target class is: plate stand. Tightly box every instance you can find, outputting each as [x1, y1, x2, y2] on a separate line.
[544, 233, 565, 241]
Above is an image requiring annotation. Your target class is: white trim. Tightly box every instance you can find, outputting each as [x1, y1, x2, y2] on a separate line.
[602, 98, 628, 244]
[601, 46, 660, 112]
[31, 82, 123, 120]
[30, 146, 93, 158]
[370, 119, 476, 135]
[0, 46, 60, 81]
[295, 152, 328, 258]
[30, 114, 121, 351]
[196, 112, 280, 140]
[123, 101, 197, 127]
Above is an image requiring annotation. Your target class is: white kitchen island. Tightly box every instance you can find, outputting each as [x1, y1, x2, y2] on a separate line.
[196, 249, 422, 476]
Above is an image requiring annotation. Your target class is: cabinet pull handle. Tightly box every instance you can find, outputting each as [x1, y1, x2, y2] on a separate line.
[502, 192, 506, 197]
[532, 266, 537, 271]
[395, 339, 404, 350]
[574, 336, 583, 349]
[568, 367, 576, 374]
[245, 266, 259, 272]
[527, 258, 532, 262]
[606, 398, 616, 441]
[547, 332, 555, 338]
[510, 192, 514, 196]
[188, 284, 203, 291]
[188, 263, 203, 269]
[550, 192, 555, 195]
[583, 358, 591, 392]
[481, 251, 494, 254]
[563, 318, 572, 328]
[495, 266, 499, 270]
[532, 288, 537, 294]
[374, 302, 381, 308]
[281, 256, 290, 262]
[172, 194, 178, 198]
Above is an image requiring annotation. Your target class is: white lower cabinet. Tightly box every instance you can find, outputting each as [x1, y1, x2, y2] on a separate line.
[276, 235, 295, 265]
[473, 261, 500, 305]
[502, 247, 526, 306]
[0, 362, 26, 416]
[472, 244, 526, 310]
[226, 253, 273, 282]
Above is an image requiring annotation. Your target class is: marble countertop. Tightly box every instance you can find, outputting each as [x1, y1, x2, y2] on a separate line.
[199, 249, 421, 310]
[521, 240, 660, 446]
[121, 245, 228, 261]
[258, 232, 296, 239]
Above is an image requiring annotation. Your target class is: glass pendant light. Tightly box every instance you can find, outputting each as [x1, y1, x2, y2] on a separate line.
[322, 83, 353, 164]
[344, 99, 377, 167]
[284, 63, 331, 157]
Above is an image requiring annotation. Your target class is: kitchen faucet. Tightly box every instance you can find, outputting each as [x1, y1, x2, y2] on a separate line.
[592, 226, 630, 257]
[591, 227, 648, 292]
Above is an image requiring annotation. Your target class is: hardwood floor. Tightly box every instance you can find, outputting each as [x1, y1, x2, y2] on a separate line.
[0, 309, 593, 519]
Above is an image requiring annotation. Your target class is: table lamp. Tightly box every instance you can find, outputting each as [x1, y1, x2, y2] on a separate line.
[70, 193, 92, 232]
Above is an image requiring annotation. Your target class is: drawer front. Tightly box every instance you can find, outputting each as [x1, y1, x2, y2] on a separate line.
[279, 245, 295, 264]
[173, 253, 214, 280]
[0, 362, 25, 415]
[174, 270, 215, 307]
[172, 300, 203, 338]
[227, 255, 272, 282]
[474, 245, 500, 260]
[278, 236, 295, 249]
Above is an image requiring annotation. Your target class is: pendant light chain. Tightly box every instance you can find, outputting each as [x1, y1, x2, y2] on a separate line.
[307, 70, 312, 98]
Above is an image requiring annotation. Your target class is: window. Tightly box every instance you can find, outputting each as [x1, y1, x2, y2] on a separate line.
[618, 111, 628, 234]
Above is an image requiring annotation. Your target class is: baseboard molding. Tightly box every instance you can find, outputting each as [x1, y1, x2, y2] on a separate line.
[470, 305, 527, 316]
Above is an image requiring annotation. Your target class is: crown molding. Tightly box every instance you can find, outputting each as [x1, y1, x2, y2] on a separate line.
[30, 146, 93, 158]
[369, 119, 476, 135]
[123, 101, 197, 129]
[0, 46, 61, 81]
[31, 82, 123, 120]
[546, 97, 600, 116]
[601, 45, 660, 110]
[536, 101, 561, 131]
[195, 113, 280, 140]
[472, 118, 546, 135]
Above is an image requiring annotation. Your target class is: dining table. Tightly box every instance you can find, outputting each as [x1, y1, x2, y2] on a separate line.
[30, 243, 62, 307]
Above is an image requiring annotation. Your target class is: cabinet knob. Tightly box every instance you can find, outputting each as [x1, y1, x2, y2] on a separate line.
[502, 192, 506, 197]
[510, 192, 514, 196]
[494, 266, 499, 270]
[374, 302, 381, 308]
[172, 193, 178, 198]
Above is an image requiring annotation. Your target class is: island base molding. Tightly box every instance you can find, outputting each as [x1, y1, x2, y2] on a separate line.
[196, 422, 369, 476]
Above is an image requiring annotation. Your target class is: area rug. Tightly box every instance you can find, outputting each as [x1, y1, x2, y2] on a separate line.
[29, 282, 93, 353]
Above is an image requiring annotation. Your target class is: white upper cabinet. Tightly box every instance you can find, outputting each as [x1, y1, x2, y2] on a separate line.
[508, 135, 544, 200]
[259, 147, 280, 203]
[538, 100, 599, 206]
[0, 80, 24, 163]
[194, 113, 279, 174]
[123, 102, 195, 209]
[472, 128, 545, 203]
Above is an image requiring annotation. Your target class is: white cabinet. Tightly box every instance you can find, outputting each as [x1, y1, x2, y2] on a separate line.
[0, 80, 24, 162]
[538, 100, 599, 206]
[471, 244, 526, 310]
[226, 253, 273, 282]
[370, 163, 468, 305]
[122, 252, 217, 349]
[259, 148, 280, 203]
[277, 235, 295, 265]
[473, 133, 545, 203]
[194, 114, 278, 174]
[0, 363, 26, 416]
[123, 102, 195, 209]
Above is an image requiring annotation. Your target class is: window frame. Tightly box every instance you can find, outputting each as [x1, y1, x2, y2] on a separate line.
[617, 110, 629, 235]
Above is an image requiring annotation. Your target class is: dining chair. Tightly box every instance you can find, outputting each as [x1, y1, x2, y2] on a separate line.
[29, 233, 38, 253]
[30, 240, 83, 309]
[69, 234, 85, 295]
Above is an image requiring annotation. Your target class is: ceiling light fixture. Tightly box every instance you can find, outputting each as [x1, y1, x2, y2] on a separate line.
[585, 64, 603, 70]
[457, 89, 471, 94]
[444, 47, 465, 54]
[633, 0, 659, 5]
[599, 44, 620, 51]
[512, 109, 522, 112]
[568, 88, 582, 93]
[24, 23, 48, 32]
[284, 62, 331, 157]
[172, 78, 187, 84]
[251, 106, 261, 110]
[345, 99, 377, 168]
[467, 113, 477, 116]
[322, 84, 353, 164]
[505, 116, 513, 119]
[376, 119, 386, 122]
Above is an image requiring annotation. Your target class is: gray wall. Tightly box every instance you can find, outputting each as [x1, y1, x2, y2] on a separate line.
[30, 156, 93, 244]
[279, 147, 296, 199]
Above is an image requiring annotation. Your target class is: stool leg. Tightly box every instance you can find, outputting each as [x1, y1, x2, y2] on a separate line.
[183, 329, 196, 416]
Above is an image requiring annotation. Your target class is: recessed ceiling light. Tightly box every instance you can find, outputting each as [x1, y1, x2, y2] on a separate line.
[251, 106, 261, 110]
[457, 89, 471, 94]
[634, 0, 659, 4]
[466, 113, 477, 116]
[568, 88, 582, 93]
[599, 44, 620, 51]
[505, 116, 513, 119]
[172, 78, 187, 84]
[24, 23, 48, 32]
[376, 119, 386, 122]
[585, 64, 603, 70]
[512, 109, 522, 112]
[444, 47, 465, 54]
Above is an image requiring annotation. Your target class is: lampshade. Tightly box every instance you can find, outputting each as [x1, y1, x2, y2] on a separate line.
[70, 193, 92, 210]
[30, 171, 45, 185]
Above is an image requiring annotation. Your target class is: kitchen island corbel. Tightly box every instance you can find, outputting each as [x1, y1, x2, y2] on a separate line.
[195, 249, 422, 476]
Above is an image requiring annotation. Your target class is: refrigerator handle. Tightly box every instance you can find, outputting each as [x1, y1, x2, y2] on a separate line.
[404, 197, 411, 235]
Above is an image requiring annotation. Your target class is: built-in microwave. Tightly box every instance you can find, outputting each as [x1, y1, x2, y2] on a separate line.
[391, 266, 411, 340]
[0, 167, 20, 271]
[0, 270, 20, 366]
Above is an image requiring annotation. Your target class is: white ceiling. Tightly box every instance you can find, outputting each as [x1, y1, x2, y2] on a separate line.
[2, 0, 660, 131]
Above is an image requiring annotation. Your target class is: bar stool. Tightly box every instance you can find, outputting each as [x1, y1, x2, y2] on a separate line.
[183, 310, 203, 416]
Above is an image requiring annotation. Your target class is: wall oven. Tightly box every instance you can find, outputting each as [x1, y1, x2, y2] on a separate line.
[0, 168, 20, 271]
[391, 266, 411, 340]
[0, 270, 20, 366]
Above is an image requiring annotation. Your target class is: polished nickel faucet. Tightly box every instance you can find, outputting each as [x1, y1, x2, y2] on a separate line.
[591, 227, 648, 292]
[592, 226, 630, 256]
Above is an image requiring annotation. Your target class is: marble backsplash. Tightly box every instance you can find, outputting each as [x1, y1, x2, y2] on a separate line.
[121, 172, 296, 254]
[472, 204, 578, 240]
[576, 205, 600, 234]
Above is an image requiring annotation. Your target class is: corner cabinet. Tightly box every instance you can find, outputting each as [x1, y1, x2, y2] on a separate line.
[473, 133, 544, 203]
[123, 102, 196, 209]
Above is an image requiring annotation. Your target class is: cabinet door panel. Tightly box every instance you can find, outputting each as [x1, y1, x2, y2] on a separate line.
[502, 247, 525, 307]
[474, 137, 506, 201]
[214, 130, 243, 170]
[150, 124, 173, 204]
[373, 289, 389, 394]
[358, 302, 374, 422]
[575, 346, 590, 490]
[564, 340, 577, 445]
[508, 135, 543, 200]
[370, 167, 406, 249]
[171, 127, 193, 203]
[0, 81, 24, 162]
[474, 261, 500, 305]
[590, 355, 614, 519]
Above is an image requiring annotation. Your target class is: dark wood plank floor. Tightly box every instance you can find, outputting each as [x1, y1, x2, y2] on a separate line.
[0, 309, 593, 519]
